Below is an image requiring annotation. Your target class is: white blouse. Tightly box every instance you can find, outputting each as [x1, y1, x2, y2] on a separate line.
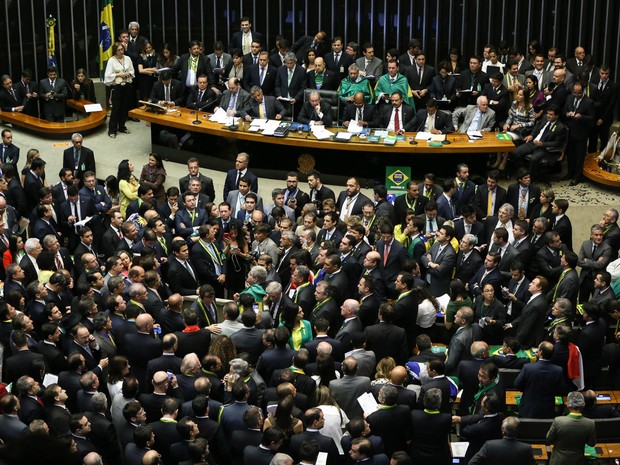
[104, 55, 135, 86]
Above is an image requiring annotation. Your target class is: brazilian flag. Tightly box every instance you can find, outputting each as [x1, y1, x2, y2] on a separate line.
[99, 0, 115, 78]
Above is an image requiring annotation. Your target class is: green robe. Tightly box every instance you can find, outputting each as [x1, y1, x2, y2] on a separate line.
[339, 77, 374, 103]
[374, 73, 415, 108]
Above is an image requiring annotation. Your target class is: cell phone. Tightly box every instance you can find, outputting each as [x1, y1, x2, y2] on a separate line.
[167, 371, 173, 382]
[223, 232, 231, 240]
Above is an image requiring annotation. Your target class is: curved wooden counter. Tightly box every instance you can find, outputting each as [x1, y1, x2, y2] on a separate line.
[584, 152, 620, 188]
[129, 106, 515, 154]
[0, 99, 107, 136]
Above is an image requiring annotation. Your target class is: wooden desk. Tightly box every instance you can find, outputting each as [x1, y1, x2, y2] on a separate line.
[128, 106, 515, 154]
[530, 444, 548, 461]
[0, 99, 107, 136]
[604, 443, 620, 459]
[584, 152, 620, 188]
[505, 391, 563, 407]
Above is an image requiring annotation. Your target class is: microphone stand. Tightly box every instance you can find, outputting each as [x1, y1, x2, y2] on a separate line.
[192, 99, 217, 125]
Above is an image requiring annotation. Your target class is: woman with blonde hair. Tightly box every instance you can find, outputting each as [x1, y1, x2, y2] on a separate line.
[314, 385, 349, 454]
[371, 356, 396, 389]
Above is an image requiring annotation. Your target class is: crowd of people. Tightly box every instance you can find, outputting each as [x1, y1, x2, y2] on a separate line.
[0, 17, 620, 465]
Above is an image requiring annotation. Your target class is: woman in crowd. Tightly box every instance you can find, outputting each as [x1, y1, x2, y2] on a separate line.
[263, 395, 303, 436]
[70, 68, 96, 101]
[3, 235, 25, 269]
[224, 49, 244, 81]
[105, 175, 121, 210]
[444, 279, 473, 333]
[138, 42, 160, 101]
[223, 220, 250, 295]
[280, 306, 312, 350]
[315, 385, 349, 455]
[104, 41, 135, 139]
[303, 49, 317, 71]
[529, 187, 555, 225]
[525, 75, 545, 117]
[209, 335, 237, 378]
[139, 153, 167, 205]
[474, 283, 507, 344]
[371, 357, 395, 389]
[157, 43, 180, 69]
[117, 159, 139, 217]
[447, 47, 466, 75]
[107, 355, 131, 399]
[21, 149, 46, 186]
[430, 62, 458, 110]
[493, 88, 536, 171]
[415, 286, 440, 335]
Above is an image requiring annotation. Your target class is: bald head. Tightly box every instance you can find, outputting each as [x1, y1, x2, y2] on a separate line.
[316, 341, 333, 355]
[365, 251, 381, 266]
[471, 341, 490, 358]
[136, 313, 153, 332]
[390, 365, 407, 385]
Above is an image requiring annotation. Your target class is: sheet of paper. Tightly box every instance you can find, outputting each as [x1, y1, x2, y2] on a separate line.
[357, 392, 378, 416]
[316, 452, 328, 465]
[451, 442, 469, 458]
[156, 67, 170, 73]
[84, 103, 103, 112]
[466, 130, 483, 138]
[336, 132, 353, 141]
[415, 131, 433, 140]
[75, 216, 93, 227]
[311, 126, 334, 140]
[347, 120, 364, 134]
[374, 130, 389, 138]
[261, 120, 282, 135]
[249, 118, 268, 126]
[43, 373, 58, 386]
[431, 134, 446, 142]
[276, 96, 292, 102]
[209, 107, 228, 123]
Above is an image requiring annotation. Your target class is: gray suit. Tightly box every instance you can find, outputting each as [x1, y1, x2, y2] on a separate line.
[348, 349, 376, 378]
[226, 190, 264, 216]
[218, 88, 251, 117]
[330, 375, 371, 419]
[452, 105, 496, 132]
[244, 95, 286, 119]
[355, 57, 384, 78]
[207, 52, 232, 71]
[524, 69, 553, 89]
[445, 324, 483, 375]
[420, 242, 456, 296]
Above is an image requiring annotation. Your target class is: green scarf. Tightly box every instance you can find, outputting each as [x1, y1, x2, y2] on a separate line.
[469, 376, 499, 414]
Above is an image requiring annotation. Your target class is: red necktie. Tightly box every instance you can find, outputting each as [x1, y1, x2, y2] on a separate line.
[384, 243, 390, 266]
[55, 253, 63, 270]
[394, 108, 400, 132]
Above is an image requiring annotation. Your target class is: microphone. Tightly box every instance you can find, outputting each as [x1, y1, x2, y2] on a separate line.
[192, 98, 218, 125]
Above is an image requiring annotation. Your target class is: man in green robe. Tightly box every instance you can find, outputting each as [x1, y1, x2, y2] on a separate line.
[374, 58, 415, 109]
[339, 64, 374, 103]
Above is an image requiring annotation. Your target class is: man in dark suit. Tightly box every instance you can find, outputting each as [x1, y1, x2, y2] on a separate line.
[456, 56, 488, 106]
[563, 81, 595, 185]
[577, 226, 612, 302]
[366, 384, 411, 456]
[149, 71, 185, 106]
[589, 66, 618, 152]
[167, 240, 200, 296]
[171, 40, 216, 94]
[420, 225, 457, 297]
[0, 76, 25, 113]
[37, 323, 68, 374]
[324, 36, 355, 81]
[16, 376, 46, 425]
[523, 105, 570, 179]
[292, 31, 329, 61]
[174, 191, 207, 239]
[229, 17, 265, 54]
[243, 86, 286, 120]
[364, 304, 409, 365]
[379, 91, 415, 133]
[506, 168, 541, 220]
[546, 251, 579, 306]
[405, 51, 435, 108]
[289, 408, 339, 462]
[472, 170, 507, 220]
[298, 90, 333, 126]
[62, 133, 96, 184]
[223, 152, 259, 201]
[23, 157, 47, 214]
[342, 91, 379, 129]
[178, 157, 216, 203]
[307, 170, 335, 214]
[468, 416, 536, 465]
[59, 185, 98, 253]
[515, 341, 566, 418]
[191, 222, 227, 297]
[375, 224, 408, 289]
[243, 427, 285, 465]
[4, 330, 45, 386]
[0, 129, 19, 167]
[393, 181, 428, 225]
[243, 51, 278, 96]
[275, 52, 307, 117]
[455, 234, 483, 284]
[551, 199, 573, 251]
[409, 98, 453, 133]
[391, 272, 418, 350]
[445, 307, 483, 375]
[306, 57, 339, 91]
[38, 67, 68, 121]
[335, 177, 372, 220]
[185, 74, 218, 110]
[503, 276, 549, 349]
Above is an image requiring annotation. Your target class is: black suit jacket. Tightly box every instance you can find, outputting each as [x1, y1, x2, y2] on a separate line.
[171, 53, 215, 89]
[0, 87, 22, 112]
[552, 215, 573, 251]
[514, 359, 566, 418]
[167, 257, 199, 296]
[506, 183, 541, 219]
[513, 293, 548, 349]
[472, 184, 507, 219]
[275, 65, 307, 103]
[342, 102, 380, 127]
[185, 85, 218, 110]
[62, 146, 96, 180]
[409, 108, 454, 133]
[469, 437, 535, 465]
[229, 31, 265, 53]
[324, 51, 354, 80]
[454, 249, 483, 284]
[379, 103, 415, 129]
[243, 63, 278, 95]
[306, 69, 339, 91]
[223, 168, 259, 201]
[245, 95, 286, 119]
[365, 322, 409, 365]
[563, 94, 596, 139]
[297, 100, 333, 126]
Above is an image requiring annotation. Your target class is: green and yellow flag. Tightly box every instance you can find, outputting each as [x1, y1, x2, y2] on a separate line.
[99, 0, 115, 77]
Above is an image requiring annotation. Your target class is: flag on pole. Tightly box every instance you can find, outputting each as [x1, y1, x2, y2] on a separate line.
[46, 16, 57, 68]
[99, 0, 115, 78]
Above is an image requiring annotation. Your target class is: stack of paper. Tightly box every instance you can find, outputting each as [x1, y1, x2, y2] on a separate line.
[312, 126, 334, 140]
[261, 120, 282, 135]
[347, 121, 364, 134]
